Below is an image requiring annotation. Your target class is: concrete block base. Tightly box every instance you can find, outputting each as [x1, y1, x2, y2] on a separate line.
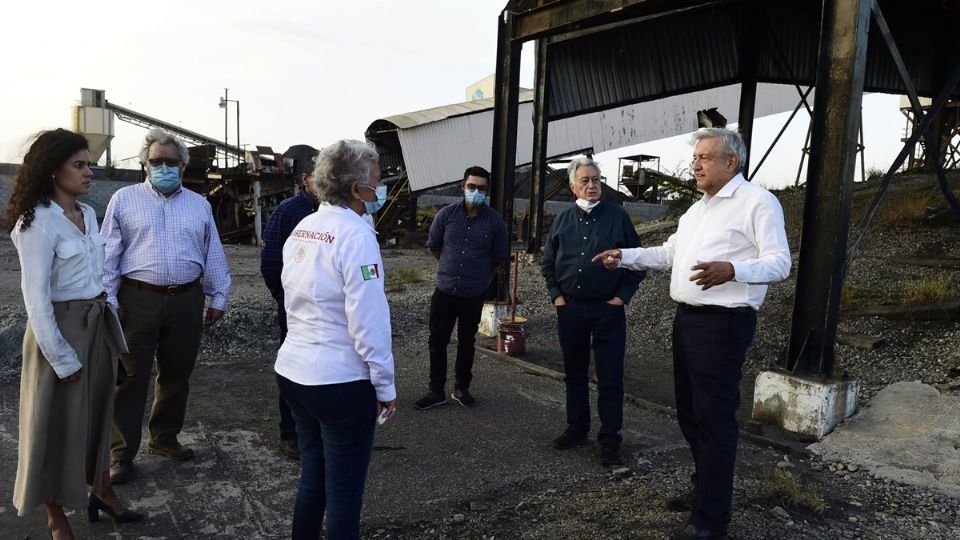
[752, 369, 860, 440]
[479, 302, 514, 338]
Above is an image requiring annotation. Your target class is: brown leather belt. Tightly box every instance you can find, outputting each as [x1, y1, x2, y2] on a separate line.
[122, 277, 200, 295]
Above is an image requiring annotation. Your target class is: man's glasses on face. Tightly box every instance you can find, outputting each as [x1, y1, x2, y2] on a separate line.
[578, 176, 601, 185]
[465, 183, 488, 193]
[690, 154, 718, 166]
[147, 157, 182, 167]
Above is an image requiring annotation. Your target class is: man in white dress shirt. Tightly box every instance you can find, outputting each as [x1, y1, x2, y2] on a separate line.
[102, 129, 232, 483]
[593, 128, 790, 540]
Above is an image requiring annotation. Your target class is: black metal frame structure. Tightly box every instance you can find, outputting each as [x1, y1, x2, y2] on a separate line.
[491, 0, 960, 379]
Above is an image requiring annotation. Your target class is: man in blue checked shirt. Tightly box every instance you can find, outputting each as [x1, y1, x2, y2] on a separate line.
[260, 162, 319, 460]
[103, 129, 232, 484]
[414, 166, 508, 410]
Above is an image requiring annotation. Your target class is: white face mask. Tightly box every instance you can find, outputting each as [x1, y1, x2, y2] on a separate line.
[575, 198, 600, 213]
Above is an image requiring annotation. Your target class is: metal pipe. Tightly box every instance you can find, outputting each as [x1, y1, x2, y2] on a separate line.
[224, 88, 229, 168]
[491, 8, 522, 302]
[528, 37, 550, 253]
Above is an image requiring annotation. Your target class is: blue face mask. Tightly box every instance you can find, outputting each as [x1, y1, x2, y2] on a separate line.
[465, 189, 486, 206]
[363, 185, 387, 214]
[150, 164, 181, 193]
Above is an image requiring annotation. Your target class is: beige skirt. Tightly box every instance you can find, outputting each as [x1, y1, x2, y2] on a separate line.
[13, 296, 119, 515]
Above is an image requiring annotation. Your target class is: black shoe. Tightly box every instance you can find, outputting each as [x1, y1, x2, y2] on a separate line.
[87, 493, 144, 523]
[552, 429, 587, 450]
[665, 487, 697, 512]
[599, 444, 623, 466]
[671, 524, 727, 540]
[451, 389, 477, 407]
[414, 391, 448, 410]
[279, 438, 300, 460]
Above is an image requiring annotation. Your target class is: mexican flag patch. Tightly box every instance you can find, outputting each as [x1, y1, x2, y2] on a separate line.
[361, 264, 380, 281]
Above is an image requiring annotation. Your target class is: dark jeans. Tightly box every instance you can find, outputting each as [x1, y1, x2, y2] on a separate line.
[277, 376, 377, 540]
[672, 304, 757, 532]
[427, 288, 485, 394]
[112, 280, 204, 461]
[555, 297, 626, 447]
[274, 293, 296, 442]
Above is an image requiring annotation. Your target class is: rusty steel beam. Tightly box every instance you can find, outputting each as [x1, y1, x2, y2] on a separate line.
[785, 0, 871, 378]
[510, 0, 705, 42]
[528, 38, 551, 253]
[492, 8, 523, 301]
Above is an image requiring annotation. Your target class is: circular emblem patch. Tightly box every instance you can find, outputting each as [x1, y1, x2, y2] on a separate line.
[294, 245, 306, 263]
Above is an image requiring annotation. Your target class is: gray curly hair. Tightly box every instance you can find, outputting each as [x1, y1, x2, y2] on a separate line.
[689, 128, 747, 172]
[138, 128, 190, 165]
[311, 140, 379, 206]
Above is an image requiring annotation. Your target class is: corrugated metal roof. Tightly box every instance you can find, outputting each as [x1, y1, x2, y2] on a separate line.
[378, 92, 534, 130]
[545, 0, 959, 120]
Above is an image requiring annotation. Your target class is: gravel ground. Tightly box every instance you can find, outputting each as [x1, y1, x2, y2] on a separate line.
[0, 172, 957, 538]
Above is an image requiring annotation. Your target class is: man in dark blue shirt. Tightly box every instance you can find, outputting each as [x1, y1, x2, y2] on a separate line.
[260, 171, 319, 459]
[415, 166, 509, 410]
[541, 157, 644, 466]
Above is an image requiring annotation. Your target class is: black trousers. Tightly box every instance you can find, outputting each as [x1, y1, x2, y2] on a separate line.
[274, 293, 297, 442]
[556, 297, 626, 447]
[672, 304, 757, 532]
[427, 288, 485, 394]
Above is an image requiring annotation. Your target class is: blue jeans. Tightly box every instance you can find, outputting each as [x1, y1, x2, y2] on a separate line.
[277, 376, 377, 540]
[555, 297, 626, 447]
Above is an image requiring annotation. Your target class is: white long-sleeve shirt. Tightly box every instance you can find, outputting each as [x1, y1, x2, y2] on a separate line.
[274, 204, 396, 402]
[10, 201, 106, 378]
[620, 174, 791, 310]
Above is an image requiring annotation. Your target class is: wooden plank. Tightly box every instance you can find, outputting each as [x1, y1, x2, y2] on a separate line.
[837, 333, 886, 351]
[888, 257, 960, 269]
[845, 299, 960, 320]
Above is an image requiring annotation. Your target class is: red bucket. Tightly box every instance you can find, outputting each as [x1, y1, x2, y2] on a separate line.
[497, 316, 527, 356]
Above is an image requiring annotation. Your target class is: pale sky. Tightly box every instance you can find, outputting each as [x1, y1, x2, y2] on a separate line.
[1, 0, 910, 190]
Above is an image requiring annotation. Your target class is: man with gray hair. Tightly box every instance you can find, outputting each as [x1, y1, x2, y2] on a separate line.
[102, 128, 231, 483]
[541, 156, 643, 466]
[593, 128, 790, 540]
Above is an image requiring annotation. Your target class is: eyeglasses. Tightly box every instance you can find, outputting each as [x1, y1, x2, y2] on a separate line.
[577, 176, 602, 185]
[690, 154, 721, 165]
[146, 157, 182, 167]
[465, 183, 488, 193]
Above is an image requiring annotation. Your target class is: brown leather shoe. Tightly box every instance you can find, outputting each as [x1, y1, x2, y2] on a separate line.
[109, 460, 134, 484]
[147, 441, 195, 461]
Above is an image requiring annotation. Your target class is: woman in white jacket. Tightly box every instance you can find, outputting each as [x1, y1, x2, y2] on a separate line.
[6, 129, 142, 539]
[275, 139, 397, 539]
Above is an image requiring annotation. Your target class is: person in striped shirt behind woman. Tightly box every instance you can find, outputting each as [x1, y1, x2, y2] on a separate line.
[101, 128, 232, 484]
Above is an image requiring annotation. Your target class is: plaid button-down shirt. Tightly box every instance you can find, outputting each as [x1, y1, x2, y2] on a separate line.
[101, 181, 231, 310]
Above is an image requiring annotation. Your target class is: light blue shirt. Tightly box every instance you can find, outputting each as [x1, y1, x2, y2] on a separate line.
[101, 181, 231, 310]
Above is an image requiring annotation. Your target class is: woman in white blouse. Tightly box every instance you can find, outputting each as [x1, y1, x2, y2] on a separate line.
[5, 129, 142, 539]
[275, 140, 396, 539]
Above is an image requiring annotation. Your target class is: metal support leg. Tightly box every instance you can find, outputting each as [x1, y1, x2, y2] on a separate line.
[785, 0, 871, 377]
[528, 38, 550, 253]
